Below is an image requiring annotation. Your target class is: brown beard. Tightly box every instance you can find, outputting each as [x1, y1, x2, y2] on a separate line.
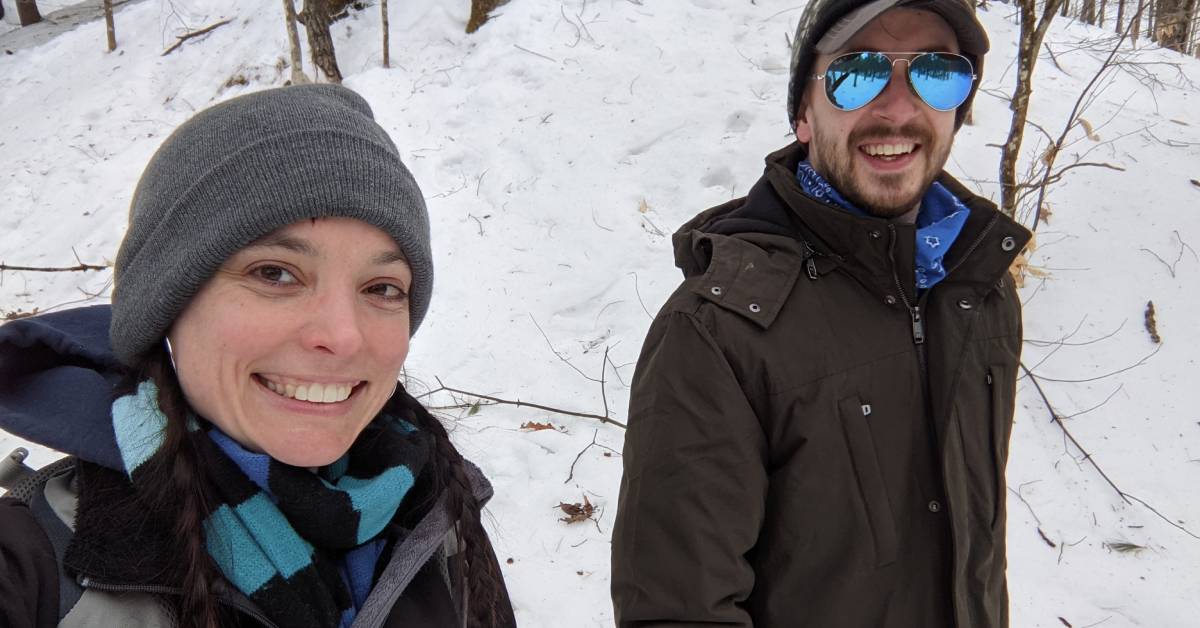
[809, 120, 949, 219]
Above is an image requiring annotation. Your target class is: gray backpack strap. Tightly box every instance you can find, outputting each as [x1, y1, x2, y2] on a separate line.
[6, 454, 85, 620]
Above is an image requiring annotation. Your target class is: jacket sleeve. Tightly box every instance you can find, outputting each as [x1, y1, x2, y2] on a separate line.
[612, 310, 767, 627]
[0, 497, 60, 628]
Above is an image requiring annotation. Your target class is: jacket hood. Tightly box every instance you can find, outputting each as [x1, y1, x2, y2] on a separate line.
[0, 304, 127, 471]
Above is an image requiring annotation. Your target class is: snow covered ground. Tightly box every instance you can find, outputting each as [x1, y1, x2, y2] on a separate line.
[2, 0, 1199, 625]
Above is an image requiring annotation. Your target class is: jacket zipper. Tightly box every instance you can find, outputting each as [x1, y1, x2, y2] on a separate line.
[78, 576, 281, 627]
[887, 213, 1003, 628]
[886, 224, 925, 347]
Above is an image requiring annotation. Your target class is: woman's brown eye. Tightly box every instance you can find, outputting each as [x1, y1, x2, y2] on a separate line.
[369, 283, 407, 300]
[255, 265, 296, 285]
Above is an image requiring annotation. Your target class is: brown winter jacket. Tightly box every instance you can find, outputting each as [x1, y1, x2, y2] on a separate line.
[612, 143, 1031, 628]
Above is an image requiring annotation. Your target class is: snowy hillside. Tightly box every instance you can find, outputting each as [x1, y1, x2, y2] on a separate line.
[2, 0, 1199, 625]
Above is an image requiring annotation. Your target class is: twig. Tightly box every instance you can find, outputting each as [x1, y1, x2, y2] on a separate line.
[513, 44, 557, 63]
[566, 429, 600, 484]
[1025, 318, 1125, 347]
[530, 315, 600, 382]
[605, 352, 630, 388]
[629, 272, 653, 320]
[0, 262, 107, 272]
[475, 169, 489, 197]
[1021, 362, 1130, 504]
[1123, 492, 1200, 540]
[1009, 484, 1056, 548]
[1060, 384, 1124, 419]
[591, 208, 614, 232]
[1058, 536, 1086, 565]
[599, 346, 610, 421]
[1042, 42, 1072, 76]
[1140, 231, 1195, 278]
[161, 18, 233, 56]
[1022, 343, 1161, 383]
[428, 378, 626, 429]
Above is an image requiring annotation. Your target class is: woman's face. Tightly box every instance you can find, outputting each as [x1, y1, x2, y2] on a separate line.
[168, 217, 413, 467]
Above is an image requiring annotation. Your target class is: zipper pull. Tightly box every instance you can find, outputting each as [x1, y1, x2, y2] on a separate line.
[807, 256, 818, 280]
[911, 306, 925, 345]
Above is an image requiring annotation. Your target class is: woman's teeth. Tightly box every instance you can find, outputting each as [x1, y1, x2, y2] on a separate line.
[262, 379, 354, 403]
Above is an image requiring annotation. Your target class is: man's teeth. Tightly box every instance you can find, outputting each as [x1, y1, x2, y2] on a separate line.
[863, 143, 916, 157]
[262, 379, 354, 403]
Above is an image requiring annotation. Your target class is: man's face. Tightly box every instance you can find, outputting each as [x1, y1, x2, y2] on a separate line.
[795, 8, 960, 219]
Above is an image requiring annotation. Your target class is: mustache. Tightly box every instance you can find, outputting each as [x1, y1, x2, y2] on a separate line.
[849, 121, 933, 147]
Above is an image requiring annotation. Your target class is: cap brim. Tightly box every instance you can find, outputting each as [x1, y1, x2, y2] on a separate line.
[815, 0, 989, 55]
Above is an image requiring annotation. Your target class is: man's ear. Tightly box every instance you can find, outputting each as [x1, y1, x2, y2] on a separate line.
[794, 100, 813, 144]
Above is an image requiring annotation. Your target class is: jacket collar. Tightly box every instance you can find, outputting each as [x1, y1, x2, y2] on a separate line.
[762, 142, 1031, 290]
[673, 143, 1031, 299]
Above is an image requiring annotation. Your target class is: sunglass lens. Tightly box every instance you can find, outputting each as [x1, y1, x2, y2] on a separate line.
[824, 52, 892, 111]
[909, 53, 974, 111]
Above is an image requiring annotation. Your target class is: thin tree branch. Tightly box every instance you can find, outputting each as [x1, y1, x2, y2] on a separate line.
[161, 18, 233, 56]
[427, 378, 627, 429]
[1021, 343, 1161, 383]
[0, 262, 107, 272]
[1021, 362, 1130, 503]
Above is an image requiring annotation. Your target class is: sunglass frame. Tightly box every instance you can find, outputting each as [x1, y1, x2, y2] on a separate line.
[810, 51, 977, 112]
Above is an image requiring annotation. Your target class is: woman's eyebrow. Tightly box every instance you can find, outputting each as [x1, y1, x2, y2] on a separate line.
[371, 250, 408, 266]
[246, 233, 317, 256]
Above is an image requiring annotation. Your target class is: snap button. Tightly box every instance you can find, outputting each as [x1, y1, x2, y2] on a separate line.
[957, 299, 972, 310]
[1001, 236, 1017, 252]
[710, 286, 723, 296]
[928, 500, 942, 513]
[748, 303, 761, 313]
[869, 229, 881, 239]
[884, 295, 897, 305]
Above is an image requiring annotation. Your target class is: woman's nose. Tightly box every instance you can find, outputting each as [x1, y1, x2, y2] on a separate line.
[299, 290, 365, 356]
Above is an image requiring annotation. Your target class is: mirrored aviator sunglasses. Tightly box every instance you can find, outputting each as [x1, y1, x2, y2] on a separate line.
[814, 51, 976, 112]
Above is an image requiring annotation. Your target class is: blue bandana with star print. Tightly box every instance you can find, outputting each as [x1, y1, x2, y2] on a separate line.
[796, 161, 970, 290]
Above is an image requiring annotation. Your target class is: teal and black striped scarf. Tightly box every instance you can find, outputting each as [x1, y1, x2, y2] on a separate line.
[112, 380, 430, 628]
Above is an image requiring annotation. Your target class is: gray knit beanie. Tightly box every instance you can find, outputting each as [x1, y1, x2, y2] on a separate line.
[110, 84, 432, 366]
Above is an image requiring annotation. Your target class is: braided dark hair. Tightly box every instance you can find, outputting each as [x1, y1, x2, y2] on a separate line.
[122, 348, 224, 628]
[392, 391, 516, 627]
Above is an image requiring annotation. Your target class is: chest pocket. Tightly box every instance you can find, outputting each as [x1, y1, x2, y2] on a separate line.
[987, 365, 1015, 530]
[837, 396, 898, 567]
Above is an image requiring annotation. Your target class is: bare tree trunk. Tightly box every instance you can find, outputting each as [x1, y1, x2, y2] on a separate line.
[1099, 0, 1108, 27]
[299, 0, 342, 82]
[381, 0, 390, 68]
[999, 0, 1067, 217]
[1117, 0, 1127, 32]
[282, 0, 309, 84]
[103, 0, 116, 51]
[1148, 0, 1157, 41]
[1153, 0, 1196, 50]
[15, 0, 42, 26]
[1082, 0, 1098, 22]
[467, 0, 508, 33]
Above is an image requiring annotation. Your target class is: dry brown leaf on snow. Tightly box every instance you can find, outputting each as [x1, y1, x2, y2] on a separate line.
[521, 421, 560, 432]
[557, 495, 595, 524]
[638, 198, 650, 213]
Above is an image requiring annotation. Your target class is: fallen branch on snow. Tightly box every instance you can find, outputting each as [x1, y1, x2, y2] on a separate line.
[161, 18, 233, 56]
